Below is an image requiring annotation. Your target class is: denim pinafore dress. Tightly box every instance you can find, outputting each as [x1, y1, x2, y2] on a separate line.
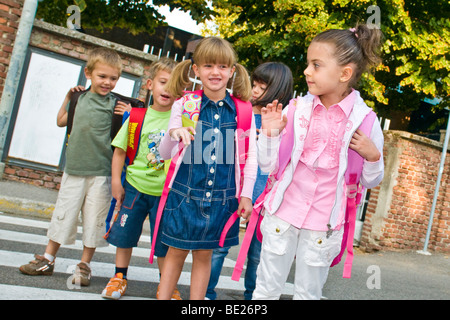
[161, 92, 240, 250]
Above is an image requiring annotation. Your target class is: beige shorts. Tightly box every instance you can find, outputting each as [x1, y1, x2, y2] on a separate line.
[47, 172, 112, 248]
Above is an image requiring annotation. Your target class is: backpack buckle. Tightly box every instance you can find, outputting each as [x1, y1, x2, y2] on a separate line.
[347, 184, 358, 198]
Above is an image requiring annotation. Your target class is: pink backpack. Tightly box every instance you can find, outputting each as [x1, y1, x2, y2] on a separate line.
[149, 90, 253, 264]
[226, 101, 376, 280]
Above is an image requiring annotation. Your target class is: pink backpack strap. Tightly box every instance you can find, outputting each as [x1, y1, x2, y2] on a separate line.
[218, 96, 252, 271]
[224, 188, 265, 280]
[224, 101, 297, 281]
[330, 110, 377, 278]
[149, 141, 184, 264]
[231, 95, 252, 176]
[149, 90, 202, 264]
[275, 100, 296, 179]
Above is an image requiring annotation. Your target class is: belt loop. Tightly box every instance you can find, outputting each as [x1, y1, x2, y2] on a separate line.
[222, 190, 226, 205]
[186, 188, 191, 203]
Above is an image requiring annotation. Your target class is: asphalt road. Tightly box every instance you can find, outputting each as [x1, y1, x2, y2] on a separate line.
[1, 211, 449, 300]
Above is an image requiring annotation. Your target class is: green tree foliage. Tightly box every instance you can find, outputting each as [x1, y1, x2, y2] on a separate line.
[207, 0, 449, 127]
[37, 1, 450, 130]
[36, 0, 216, 34]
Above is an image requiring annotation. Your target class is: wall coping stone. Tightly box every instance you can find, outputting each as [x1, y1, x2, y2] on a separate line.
[33, 19, 158, 64]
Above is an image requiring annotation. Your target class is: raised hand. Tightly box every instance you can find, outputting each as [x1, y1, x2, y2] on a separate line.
[260, 100, 287, 137]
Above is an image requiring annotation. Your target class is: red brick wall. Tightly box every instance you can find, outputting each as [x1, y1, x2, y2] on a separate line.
[3, 164, 62, 189]
[0, 0, 23, 95]
[360, 131, 450, 253]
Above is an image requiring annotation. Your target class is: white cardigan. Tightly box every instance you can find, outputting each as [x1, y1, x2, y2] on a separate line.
[257, 91, 384, 229]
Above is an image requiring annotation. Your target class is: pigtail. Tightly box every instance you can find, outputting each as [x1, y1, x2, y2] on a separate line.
[312, 23, 383, 89]
[352, 24, 383, 71]
[165, 59, 192, 99]
[231, 63, 252, 102]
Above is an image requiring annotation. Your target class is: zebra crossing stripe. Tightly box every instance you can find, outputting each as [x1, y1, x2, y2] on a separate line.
[0, 214, 294, 296]
[0, 284, 151, 300]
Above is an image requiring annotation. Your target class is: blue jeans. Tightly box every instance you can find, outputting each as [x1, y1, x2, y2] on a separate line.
[105, 180, 168, 257]
[206, 226, 261, 300]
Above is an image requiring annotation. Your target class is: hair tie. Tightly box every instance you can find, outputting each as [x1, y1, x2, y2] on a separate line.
[349, 28, 358, 38]
[190, 57, 195, 65]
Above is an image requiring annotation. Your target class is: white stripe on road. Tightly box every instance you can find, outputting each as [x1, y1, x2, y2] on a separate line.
[0, 284, 151, 300]
[0, 249, 260, 293]
[0, 213, 242, 269]
[0, 214, 294, 296]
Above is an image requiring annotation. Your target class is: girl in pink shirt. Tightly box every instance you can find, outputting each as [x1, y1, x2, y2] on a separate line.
[254, 24, 385, 299]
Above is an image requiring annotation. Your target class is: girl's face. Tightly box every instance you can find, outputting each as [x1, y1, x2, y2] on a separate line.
[304, 41, 352, 107]
[251, 80, 267, 105]
[193, 62, 235, 101]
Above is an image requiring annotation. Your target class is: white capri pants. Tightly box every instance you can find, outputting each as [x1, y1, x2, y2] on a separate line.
[253, 214, 343, 300]
[47, 172, 112, 248]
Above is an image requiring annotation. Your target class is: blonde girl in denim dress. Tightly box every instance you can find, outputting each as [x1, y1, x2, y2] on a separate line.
[157, 37, 258, 300]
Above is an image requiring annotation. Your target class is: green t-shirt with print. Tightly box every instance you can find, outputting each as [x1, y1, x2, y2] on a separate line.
[112, 107, 171, 196]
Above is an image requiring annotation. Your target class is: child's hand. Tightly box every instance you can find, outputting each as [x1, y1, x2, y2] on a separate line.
[169, 127, 196, 145]
[237, 197, 253, 222]
[260, 100, 287, 137]
[66, 85, 85, 99]
[112, 180, 125, 209]
[114, 101, 132, 115]
[349, 129, 381, 162]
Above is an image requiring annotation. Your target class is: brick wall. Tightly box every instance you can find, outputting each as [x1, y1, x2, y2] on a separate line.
[360, 131, 450, 253]
[0, 0, 23, 94]
[3, 164, 61, 189]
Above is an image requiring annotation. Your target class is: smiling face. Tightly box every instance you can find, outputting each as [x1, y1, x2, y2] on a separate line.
[192, 62, 235, 102]
[147, 69, 175, 111]
[85, 62, 120, 96]
[304, 41, 354, 107]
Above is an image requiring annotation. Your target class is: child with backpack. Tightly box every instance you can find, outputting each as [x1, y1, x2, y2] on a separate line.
[253, 24, 385, 300]
[155, 36, 258, 300]
[101, 58, 180, 300]
[19, 47, 129, 286]
[206, 62, 294, 300]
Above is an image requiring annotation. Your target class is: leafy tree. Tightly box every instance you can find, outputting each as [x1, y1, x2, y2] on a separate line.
[36, 0, 216, 35]
[37, 0, 450, 131]
[206, 0, 450, 130]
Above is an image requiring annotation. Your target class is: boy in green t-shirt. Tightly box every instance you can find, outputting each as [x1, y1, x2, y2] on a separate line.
[19, 47, 129, 286]
[101, 58, 179, 300]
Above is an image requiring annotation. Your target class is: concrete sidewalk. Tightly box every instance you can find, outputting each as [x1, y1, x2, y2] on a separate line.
[0, 179, 58, 218]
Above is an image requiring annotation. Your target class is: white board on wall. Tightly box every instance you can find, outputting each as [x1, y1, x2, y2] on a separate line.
[8, 51, 82, 167]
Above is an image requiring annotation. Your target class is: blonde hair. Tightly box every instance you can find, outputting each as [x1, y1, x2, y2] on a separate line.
[86, 47, 122, 75]
[166, 37, 252, 101]
[148, 57, 178, 79]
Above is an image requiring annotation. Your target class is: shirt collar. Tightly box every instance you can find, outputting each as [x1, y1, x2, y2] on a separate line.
[313, 89, 356, 118]
[202, 91, 236, 113]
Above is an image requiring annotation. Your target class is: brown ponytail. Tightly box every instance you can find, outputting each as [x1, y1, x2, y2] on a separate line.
[311, 23, 383, 88]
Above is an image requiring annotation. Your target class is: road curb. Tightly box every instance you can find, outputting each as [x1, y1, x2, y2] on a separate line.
[0, 196, 54, 219]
